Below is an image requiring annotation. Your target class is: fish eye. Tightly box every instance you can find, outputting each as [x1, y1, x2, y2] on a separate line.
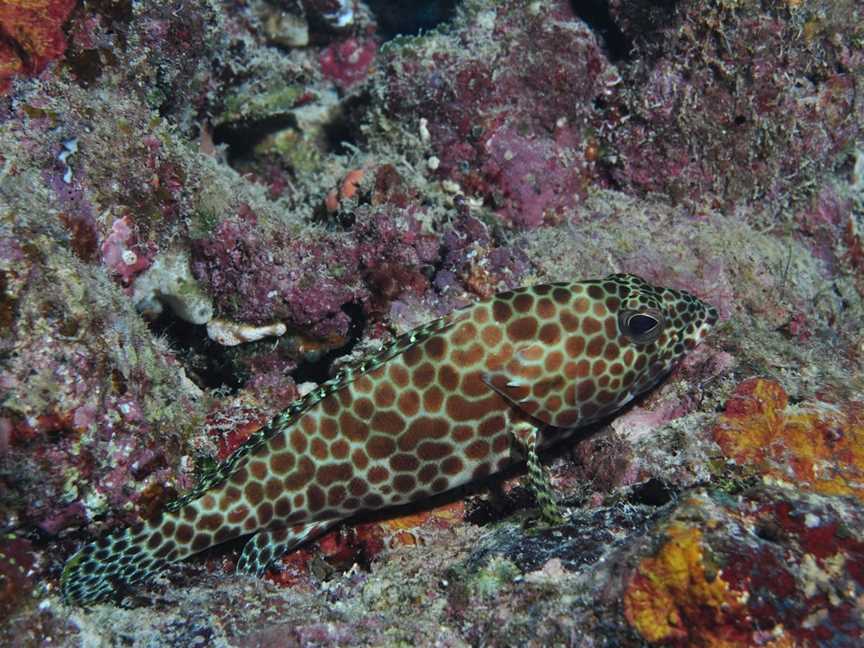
[619, 309, 664, 344]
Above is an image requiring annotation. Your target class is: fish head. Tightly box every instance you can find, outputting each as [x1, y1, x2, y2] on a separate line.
[598, 273, 719, 401]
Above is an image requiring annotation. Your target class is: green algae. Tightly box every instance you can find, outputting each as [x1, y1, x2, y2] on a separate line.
[219, 85, 305, 125]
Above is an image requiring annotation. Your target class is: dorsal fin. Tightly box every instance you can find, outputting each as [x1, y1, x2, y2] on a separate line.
[165, 312, 459, 512]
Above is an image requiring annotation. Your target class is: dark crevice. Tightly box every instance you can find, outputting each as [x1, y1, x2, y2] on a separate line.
[212, 115, 298, 166]
[569, 0, 631, 62]
[627, 478, 673, 506]
[147, 302, 367, 395]
[754, 521, 783, 544]
[212, 98, 366, 170]
[577, 0, 682, 62]
[463, 479, 534, 527]
[292, 302, 366, 384]
[0, 27, 32, 74]
[367, 0, 461, 41]
[322, 94, 367, 155]
[148, 310, 246, 392]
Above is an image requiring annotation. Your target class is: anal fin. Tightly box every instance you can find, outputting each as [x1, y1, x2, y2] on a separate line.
[482, 343, 564, 423]
[236, 521, 334, 577]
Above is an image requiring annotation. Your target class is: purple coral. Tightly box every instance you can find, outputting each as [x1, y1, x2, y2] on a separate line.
[191, 217, 365, 338]
[101, 215, 156, 285]
[380, 1, 617, 229]
[320, 38, 378, 90]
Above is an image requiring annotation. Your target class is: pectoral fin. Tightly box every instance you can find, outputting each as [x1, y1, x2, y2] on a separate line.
[510, 420, 564, 526]
[482, 343, 565, 424]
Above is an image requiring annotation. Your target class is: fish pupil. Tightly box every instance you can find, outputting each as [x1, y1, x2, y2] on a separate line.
[627, 313, 659, 337]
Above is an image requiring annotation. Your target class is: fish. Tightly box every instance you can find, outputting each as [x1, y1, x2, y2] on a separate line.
[60, 273, 718, 605]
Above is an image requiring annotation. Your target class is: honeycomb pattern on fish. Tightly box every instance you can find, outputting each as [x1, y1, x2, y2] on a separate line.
[61, 273, 718, 605]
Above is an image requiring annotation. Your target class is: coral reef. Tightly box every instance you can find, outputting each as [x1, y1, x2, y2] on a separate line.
[714, 378, 864, 502]
[375, 1, 619, 229]
[0, 0, 862, 644]
[623, 489, 864, 646]
[607, 0, 863, 211]
[131, 248, 213, 324]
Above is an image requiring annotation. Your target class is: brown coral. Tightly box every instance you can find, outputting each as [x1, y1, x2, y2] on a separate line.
[713, 378, 864, 502]
[624, 523, 750, 646]
[0, 0, 77, 93]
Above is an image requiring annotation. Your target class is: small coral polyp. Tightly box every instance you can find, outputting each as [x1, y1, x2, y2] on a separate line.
[101, 215, 154, 285]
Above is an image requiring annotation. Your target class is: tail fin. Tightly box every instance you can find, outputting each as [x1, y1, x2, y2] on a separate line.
[61, 506, 243, 605]
[60, 510, 206, 606]
[61, 522, 169, 605]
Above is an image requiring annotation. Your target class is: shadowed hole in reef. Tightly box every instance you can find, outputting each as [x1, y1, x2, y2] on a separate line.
[569, 0, 631, 62]
[367, 0, 461, 40]
[627, 478, 673, 506]
[754, 520, 783, 544]
[463, 480, 535, 527]
[211, 101, 366, 178]
[148, 303, 367, 392]
[292, 302, 366, 385]
[323, 93, 369, 156]
[148, 310, 247, 392]
[212, 3, 464, 173]
[212, 114, 298, 169]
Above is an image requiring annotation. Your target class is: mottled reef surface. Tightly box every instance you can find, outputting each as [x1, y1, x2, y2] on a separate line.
[1, 0, 863, 646]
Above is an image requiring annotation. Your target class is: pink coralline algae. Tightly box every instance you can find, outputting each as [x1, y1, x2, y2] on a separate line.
[203, 382, 300, 463]
[380, 0, 863, 226]
[606, 0, 863, 208]
[191, 217, 365, 338]
[320, 38, 378, 89]
[483, 126, 588, 228]
[435, 214, 530, 302]
[352, 205, 435, 312]
[101, 215, 156, 285]
[380, 1, 617, 229]
[2, 377, 173, 532]
[191, 167, 456, 338]
[0, 534, 36, 617]
[0, 227, 206, 548]
[795, 186, 856, 273]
